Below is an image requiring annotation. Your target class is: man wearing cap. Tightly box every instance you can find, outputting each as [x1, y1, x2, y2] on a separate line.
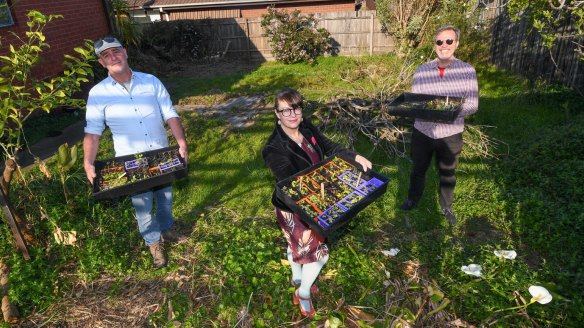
[398, 25, 479, 226]
[83, 36, 188, 268]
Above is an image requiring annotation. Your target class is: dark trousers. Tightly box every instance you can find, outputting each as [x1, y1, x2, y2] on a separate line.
[407, 128, 463, 210]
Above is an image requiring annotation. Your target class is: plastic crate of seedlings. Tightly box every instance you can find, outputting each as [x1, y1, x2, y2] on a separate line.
[386, 92, 463, 122]
[276, 155, 389, 237]
[92, 146, 187, 200]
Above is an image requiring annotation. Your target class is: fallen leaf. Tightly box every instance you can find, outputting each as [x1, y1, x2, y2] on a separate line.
[53, 227, 77, 246]
[346, 305, 376, 321]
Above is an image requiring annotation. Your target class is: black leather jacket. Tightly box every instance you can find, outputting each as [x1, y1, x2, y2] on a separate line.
[262, 119, 356, 211]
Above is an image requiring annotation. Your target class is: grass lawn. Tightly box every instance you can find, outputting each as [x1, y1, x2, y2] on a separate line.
[1, 55, 582, 327]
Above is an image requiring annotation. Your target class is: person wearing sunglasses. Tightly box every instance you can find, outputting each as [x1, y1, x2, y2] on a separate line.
[262, 88, 372, 317]
[399, 25, 479, 226]
[83, 36, 188, 268]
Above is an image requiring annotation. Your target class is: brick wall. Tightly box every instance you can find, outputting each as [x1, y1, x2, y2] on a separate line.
[0, 0, 110, 79]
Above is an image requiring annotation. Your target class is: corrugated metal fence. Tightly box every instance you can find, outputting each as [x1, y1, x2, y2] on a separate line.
[188, 11, 394, 61]
[486, 0, 583, 91]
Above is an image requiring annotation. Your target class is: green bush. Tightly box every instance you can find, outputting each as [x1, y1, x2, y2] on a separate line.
[261, 7, 331, 64]
[136, 20, 208, 63]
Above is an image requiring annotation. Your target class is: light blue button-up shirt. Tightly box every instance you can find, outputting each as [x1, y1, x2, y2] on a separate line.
[85, 71, 179, 156]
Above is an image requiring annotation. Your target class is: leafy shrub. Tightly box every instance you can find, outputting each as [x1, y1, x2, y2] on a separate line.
[0, 10, 94, 159]
[261, 7, 331, 64]
[135, 20, 208, 63]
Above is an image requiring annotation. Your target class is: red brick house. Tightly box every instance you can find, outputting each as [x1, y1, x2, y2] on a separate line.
[131, 0, 375, 22]
[0, 0, 111, 79]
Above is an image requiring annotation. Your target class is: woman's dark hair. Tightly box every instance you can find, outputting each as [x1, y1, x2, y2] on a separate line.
[275, 87, 303, 110]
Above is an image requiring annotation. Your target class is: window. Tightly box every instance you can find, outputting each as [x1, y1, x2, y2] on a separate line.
[0, 0, 14, 28]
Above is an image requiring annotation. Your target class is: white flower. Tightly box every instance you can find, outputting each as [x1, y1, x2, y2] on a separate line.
[420, 55, 424, 59]
[382, 248, 400, 257]
[529, 286, 552, 304]
[461, 264, 482, 277]
[494, 250, 517, 260]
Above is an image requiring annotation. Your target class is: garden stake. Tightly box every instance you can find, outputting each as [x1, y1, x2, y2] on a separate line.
[321, 182, 325, 200]
[356, 172, 362, 187]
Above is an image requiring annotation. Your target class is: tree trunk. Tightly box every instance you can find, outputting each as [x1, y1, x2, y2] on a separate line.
[0, 261, 19, 323]
[1, 159, 34, 244]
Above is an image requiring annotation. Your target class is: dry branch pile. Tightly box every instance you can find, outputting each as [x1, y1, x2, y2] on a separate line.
[314, 98, 505, 160]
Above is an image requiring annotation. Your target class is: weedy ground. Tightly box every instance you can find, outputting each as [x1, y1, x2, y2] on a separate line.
[1, 55, 582, 327]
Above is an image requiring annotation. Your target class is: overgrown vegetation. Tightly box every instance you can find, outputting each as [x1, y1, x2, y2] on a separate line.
[506, 0, 584, 59]
[118, 20, 209, 77]
[1, 55, 582, 326]
[376, 0, 491, 64]
[261, 7, 331, 64]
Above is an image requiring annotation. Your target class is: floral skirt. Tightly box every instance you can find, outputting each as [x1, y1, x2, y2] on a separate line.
[275, 208, 329, 264]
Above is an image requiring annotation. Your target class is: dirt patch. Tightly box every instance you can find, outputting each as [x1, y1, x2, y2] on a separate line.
[24, 276, 167, 327]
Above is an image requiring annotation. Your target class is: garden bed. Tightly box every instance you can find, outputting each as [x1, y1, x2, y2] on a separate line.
[386, 92, 463, 122]
[92, 146, 187, 200]
[276, 155, 389, 237]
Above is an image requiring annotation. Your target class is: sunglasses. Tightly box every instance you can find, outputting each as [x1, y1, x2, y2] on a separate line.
[94, 35, 117, 49]
[277, 104, 302, 117]
[435, 39, 455, 46]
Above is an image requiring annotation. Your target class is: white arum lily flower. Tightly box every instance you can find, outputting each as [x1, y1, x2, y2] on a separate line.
[529, 286, 553, 304]
[382, 248, 400, 257]
[494, 250, 517, 260]
[461, 264, 482, 277]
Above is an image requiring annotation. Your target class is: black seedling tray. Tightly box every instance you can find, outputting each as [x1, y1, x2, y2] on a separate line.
[92, 146, 187, 200]
[386, 92, 463, 122]
[276, 154, 389, 237]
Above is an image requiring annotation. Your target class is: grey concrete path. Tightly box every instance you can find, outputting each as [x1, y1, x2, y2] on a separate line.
[15, 120, 86, 169]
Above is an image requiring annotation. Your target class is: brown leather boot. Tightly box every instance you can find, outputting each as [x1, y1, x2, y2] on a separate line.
[149, 242, 167, 268]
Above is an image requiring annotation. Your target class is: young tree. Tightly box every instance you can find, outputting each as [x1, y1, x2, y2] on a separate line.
[376, 0, 440, 56]
[0, 10, 94, 255]
[506, 0, 584, 59]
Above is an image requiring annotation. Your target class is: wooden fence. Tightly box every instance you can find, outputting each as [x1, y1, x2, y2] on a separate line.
[486, 1, 583, 91]
[187, 11, 394, 61]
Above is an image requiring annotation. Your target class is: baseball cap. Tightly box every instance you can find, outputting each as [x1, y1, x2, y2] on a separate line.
[94, 36, 123, 56]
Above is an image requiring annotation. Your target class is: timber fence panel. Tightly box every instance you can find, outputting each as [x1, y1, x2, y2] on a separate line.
[169, 11, 394, 61]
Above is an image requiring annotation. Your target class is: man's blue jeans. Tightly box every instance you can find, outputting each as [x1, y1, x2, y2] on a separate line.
[131, 184, 174, 246]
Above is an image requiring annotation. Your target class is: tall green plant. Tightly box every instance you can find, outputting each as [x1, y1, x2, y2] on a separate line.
[54, 143, 78, 204]
[261, 7, 331, 64]
[0, 10, 94, 160]
[109, 0, 142, 48]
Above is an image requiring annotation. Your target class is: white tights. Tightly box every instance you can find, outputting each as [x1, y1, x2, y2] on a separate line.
[287, 246, 329, 311]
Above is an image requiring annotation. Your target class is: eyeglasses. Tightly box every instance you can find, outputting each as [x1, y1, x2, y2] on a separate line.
[94, 35, 117, 49]
[435, 39, 455, 46]
[277, 104, 302, 117]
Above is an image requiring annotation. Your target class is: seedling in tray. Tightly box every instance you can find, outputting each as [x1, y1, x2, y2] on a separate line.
[95, 147, 185, 194]
[278, 156, 387, 231]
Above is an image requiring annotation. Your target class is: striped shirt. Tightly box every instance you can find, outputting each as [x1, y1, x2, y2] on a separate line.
[412, 57, 479, 139]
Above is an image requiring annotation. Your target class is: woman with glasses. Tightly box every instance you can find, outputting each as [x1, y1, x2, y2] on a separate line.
[262, 88, 372, 317]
